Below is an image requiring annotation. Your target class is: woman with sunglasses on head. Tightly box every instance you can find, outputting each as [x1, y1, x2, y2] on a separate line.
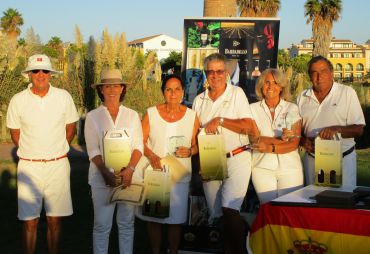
[250, 68, 303, 204]
[138, 75, 200, 254]
[84, 69, 143, 254]
[192, 53, 258, 254]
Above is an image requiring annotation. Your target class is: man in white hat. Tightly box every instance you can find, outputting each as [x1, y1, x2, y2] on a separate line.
[6, 54, 79, 254]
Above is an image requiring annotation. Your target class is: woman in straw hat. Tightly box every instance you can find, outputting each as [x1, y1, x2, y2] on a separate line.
[138, 75, 200, 254]
[84, 69, 143, 254]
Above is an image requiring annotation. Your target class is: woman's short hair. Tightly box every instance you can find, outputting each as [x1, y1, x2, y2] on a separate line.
[255, 68, 291, 101]
[203, 53, 227, 70]
[96, 84, 126, 102]
[161, 74, 185, 93]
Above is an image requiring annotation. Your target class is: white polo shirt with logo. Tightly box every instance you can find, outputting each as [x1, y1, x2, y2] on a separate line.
[6, 83, 79, 159]
[192, 83, 252, 152]
[250, 99, 302, 171]
[297, 82, 365, 152]
[297, 82, 365, 186]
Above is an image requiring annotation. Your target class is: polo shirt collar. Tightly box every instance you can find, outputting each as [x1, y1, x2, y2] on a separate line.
[27, 83, 53, 98]
[304, 81, 338, 101]
[203, 82, 233, 103]
[260, 98, 286, 112]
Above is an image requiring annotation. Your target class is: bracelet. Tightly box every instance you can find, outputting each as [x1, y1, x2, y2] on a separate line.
[219, 117, 224, 127]
[271, 144, 275, 153]
[126, 165, 135, 171]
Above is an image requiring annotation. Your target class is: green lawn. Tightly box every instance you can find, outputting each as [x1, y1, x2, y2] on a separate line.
[1, 149, 369, 253]
[356, 148, 370, 186]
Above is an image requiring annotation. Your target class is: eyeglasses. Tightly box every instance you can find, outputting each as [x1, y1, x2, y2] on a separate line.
[31, 69, 51, 74]
[205, 69, 225, 76]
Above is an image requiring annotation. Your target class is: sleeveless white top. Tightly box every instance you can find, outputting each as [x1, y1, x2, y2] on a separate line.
[147, 106, 196, 183]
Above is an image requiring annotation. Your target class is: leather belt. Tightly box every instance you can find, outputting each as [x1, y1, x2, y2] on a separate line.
[226, 145, 251, 158]
[19, 154, 68, 162]
[307, 146, 355, 158]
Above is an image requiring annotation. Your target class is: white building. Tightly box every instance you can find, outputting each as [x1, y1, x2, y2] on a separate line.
[128, 34, 182, 61]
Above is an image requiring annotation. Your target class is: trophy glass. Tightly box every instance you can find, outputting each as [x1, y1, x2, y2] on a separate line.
[167, 136, 186, 156]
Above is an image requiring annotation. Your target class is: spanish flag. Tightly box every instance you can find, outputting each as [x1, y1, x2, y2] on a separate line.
[249, 203, 370, 254]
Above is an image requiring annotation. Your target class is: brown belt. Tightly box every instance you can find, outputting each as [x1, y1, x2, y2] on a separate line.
[226, 145, 251, 158]
[19, 154, 68, 162]
[307, 146, 355, 158]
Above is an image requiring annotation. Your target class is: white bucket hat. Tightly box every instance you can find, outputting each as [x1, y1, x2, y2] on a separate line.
[22, 54, 62, 75]
[91, 69, 129, 88]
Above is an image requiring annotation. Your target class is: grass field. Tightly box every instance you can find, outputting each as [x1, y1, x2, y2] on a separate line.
[1, 149, 369, 254]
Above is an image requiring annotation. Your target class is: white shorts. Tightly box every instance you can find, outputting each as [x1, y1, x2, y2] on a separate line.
[17, 158, 73, 220]
[203, 151, 251, 220]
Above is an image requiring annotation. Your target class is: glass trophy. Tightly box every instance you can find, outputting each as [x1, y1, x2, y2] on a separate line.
[167, 136, 186, 156]
[284, 111, 300, 138]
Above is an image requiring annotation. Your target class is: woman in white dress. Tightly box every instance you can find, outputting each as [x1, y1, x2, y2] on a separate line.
[84, 69, 143, 254]
[250, 68, 304, 204]
[140, 75, 200, 254]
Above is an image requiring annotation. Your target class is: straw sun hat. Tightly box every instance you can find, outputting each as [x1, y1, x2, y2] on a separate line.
[91, 69, 129, 88]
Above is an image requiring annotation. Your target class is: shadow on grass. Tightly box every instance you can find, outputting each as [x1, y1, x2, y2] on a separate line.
[0, 155, 153, 254]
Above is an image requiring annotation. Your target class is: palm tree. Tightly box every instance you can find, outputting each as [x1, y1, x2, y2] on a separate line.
[237, 0, 280, 17]
[304, 0, 342, 57]
[0, 8, 24, 40]
[203, 0, 237, 17]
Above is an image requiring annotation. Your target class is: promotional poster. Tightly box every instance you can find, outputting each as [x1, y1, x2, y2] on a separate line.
[182, 17, 280, 105]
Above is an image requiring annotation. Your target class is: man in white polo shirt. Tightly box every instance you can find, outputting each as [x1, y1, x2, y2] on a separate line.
[297, 55, 365, 187]
[6, 54, 79, 254]
[193, 53, 257, 254]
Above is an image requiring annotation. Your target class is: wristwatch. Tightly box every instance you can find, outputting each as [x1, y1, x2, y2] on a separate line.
[219, 117, 224, 127]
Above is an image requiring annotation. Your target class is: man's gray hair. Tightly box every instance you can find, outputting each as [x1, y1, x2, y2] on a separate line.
[203, 53, 227, 70]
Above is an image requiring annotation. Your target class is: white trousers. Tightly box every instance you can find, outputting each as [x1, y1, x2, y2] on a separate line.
[252, 166, 304, 204]
[91, 187, 135, 254]
[303, 151, 357, 187]
[203, 152, 251, 223]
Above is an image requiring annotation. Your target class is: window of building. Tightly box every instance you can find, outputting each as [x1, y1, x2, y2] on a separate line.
[332, 53, 341, 58]
[161, 40, 166, 46]
[343, 53, 352, 58]
[345, 63, 353, 71]
[335, 63, 342, 71]
[354, 53, 362, 58]
[356, 64, 364, 71]
[334, 73, 342, 78]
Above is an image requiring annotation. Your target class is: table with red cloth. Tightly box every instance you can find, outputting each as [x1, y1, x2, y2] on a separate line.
[249, 185, 370, 254]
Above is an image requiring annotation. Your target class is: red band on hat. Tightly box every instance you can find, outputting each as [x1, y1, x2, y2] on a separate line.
[37, 58, 43, 62]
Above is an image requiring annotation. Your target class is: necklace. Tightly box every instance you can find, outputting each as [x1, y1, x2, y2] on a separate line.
[269, 107, 275, 113]
[165, 105, 180, 119]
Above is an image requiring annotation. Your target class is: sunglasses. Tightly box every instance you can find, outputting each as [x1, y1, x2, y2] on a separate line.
[205, 69, 225, 76]
[31, 69, 51, 74]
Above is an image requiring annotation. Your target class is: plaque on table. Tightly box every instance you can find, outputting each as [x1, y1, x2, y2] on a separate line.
[103, 129, 131, 173]
[314, 137, 342, 187]
[198, 129, 227, 180]
[142, 168, 171, 218]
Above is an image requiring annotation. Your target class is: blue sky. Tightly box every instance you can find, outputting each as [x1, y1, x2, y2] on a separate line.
[0, 0, 368, 48]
